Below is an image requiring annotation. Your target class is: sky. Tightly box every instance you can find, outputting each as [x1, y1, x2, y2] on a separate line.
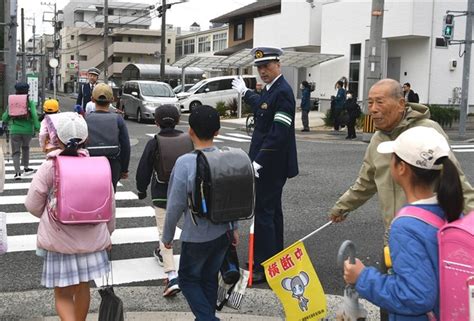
[17, 0, 255, 40]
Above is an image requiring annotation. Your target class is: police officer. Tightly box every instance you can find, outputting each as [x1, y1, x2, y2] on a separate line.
[76, 67, 100, 113]
[232, 47, 298, 283]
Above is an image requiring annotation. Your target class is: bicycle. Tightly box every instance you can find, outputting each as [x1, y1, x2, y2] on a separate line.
[245, 113, 255, 136]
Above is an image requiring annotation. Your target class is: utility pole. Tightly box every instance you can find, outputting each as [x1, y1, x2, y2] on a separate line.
[103, 0, 108, 82]
[362, 0, 384, 142]
[459, 0, 473, 139]
[20, 8, 26, 82]
[160, 0, 167, 82]
[32, 15, 36, 72]
[6, 0, 18, 95]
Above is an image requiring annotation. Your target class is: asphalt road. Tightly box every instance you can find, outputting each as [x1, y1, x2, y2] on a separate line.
[1, 94, 473, 299]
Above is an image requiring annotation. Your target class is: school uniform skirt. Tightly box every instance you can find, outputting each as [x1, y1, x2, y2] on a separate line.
[41, 250, 110, 288]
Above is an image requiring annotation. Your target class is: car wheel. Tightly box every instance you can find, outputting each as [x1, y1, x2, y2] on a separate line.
[137, 108, 143, 123]
[189, 101, 202, 112]
[122, 106, 129, 119]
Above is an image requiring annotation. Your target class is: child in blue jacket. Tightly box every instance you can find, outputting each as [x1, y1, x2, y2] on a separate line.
[343, 126, 463, 321]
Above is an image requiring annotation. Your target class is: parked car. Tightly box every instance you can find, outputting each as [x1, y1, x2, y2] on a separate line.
[173, 83, 194, 94]
[120, 80, 180, 122]
[177, 75, 256, 112]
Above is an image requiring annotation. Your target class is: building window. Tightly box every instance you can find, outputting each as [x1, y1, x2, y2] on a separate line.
[213, 33, 227, 52]
[176, 41, 183, 59]
[435, 37, 448, 48]
[198, 36, 211, 53]
[71, 35, 75, 40]
[127, 57, 132, 62]
[183, 39, 195, 55]
[234, 22, 245, 41]
[70, 55, 74, 60]
[108, 9, 114, 15]
[167, 58, 170, 63]
[128, 36, 132, 42]
[79, 55, 87, 61]
[167, 38, 171, 44]
[349, 43, 361, 96]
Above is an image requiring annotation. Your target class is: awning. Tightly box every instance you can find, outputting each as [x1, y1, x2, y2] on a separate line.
[172, 49, 343, 70]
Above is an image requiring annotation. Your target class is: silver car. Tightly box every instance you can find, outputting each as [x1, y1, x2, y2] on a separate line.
[120, 80, 180, 123]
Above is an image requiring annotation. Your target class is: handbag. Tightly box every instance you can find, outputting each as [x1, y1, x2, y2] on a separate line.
[0, 212, 7, 255]
[216, 268, 249, 310]
[98, 252, 124, 321]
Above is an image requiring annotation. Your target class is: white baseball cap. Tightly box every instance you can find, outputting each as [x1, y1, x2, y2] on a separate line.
[56, 112, 88, 145]
[377, 127, 450, 170]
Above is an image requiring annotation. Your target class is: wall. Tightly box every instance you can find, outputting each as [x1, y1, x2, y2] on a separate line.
[228, 19, 254, 47]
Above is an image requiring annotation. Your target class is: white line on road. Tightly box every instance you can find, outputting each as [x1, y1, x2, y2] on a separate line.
[215, 134, 250, 142]
[5, 159, 44, 164]
[2, 181, 123, 191]
[7, 226, 182, 253]
[451, 144, 474, 148]
[5, 165, 41, 171]
[0, 191, 137, 205]
[225, 133, 252, 139]
[452, 149, 474, 153]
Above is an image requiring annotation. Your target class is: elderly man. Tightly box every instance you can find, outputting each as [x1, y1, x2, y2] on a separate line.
[232, 47, 298, 283]
[330, 79, 474, 232]
[76, 67, 100, 113]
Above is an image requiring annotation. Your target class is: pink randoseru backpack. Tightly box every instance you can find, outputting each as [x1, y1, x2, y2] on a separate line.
[8, 95, 29, 118]
[48, 155, 113, 224]
[397, 206, 474, 321]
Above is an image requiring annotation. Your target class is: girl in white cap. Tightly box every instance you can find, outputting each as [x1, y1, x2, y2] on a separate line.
[342, 126, 464, 321]
[25, 112, 115, 321]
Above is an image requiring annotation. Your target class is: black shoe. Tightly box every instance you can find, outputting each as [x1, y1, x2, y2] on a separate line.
[153, 247, 164, 267]
[23, 168, 35, 176]
[301, 128, 310, 132]
[345, 136, 351, 139]
[252, 271, 267, 284]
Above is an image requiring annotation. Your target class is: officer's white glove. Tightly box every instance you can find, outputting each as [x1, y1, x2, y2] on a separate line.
[252, 161, 262, 178]
[232, 76, 248, 96]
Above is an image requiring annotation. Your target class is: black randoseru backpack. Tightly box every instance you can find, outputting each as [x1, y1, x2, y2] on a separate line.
[188, 147, 255, 224]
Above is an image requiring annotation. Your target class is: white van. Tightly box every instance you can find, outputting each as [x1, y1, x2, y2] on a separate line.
[177, 75, 256, 112]
[120, 80, 180, 123]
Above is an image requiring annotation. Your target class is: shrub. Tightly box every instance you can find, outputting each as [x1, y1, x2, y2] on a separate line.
[215, 101, 227, 117]
[427, 105, 459, 128]
[324, 109, 365, 128]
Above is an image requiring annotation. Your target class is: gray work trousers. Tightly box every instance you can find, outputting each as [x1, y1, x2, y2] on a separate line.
[11, 134, 33, 173]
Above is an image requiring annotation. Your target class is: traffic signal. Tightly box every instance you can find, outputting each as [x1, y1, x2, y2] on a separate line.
[443, 14, 455, 40]
[157, 4, 172, 18]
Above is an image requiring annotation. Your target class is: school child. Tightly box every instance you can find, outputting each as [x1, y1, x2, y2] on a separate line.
[25, 112, 115, 321]
[39, 99, 61, 153]
[162, 105, 239, 320]
[136, 104, 193, 297]
[343, 126, 463, 321]
[2, 82, 40, 180]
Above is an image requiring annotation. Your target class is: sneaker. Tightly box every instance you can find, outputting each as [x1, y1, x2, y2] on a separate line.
[153, 247, 164, 267]
[14, 172, 21, 180]
[163, 277, 180, 297]
[23, 168, 35, 176]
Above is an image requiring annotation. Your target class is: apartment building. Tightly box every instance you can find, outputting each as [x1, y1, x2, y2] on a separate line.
[175, 24, 228, 60]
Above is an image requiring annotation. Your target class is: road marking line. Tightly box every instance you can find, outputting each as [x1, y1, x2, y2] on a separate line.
[2, 181, 123, 190]
[225, 133, 252, 139]
[452, 149, 474, 153]
[0, 191, 137, 205]
[216, 134, 249, 142]
[5, 159, 44, 164]
[7, 226, 182, 253]
[5, 165, 41, 171]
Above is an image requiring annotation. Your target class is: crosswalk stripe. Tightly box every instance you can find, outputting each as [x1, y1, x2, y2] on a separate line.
[5, 165, 41, 171]
[452, 149, 474, 153]
[451, 144, 474, 148]
[5, 159, 44, 164]
[225, 133, 252, 140]
[0, 191, 137, 205]
[94, 255, 181, 287]
[7, 226, 182, 253]
[215, 134, 249, 142]
[6, 207, 156, 225]
[3, 181, 123, 190]
[5, 173, 34, 180]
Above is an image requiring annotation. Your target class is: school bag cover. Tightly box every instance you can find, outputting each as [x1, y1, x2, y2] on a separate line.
[86, 112, 120, 157]
[8, 95, 29, 118]
[189, 147, 254, 224]
[154, 133, 193, 183]
[48, 155, 113, 224]
[396, 206, 474, 321]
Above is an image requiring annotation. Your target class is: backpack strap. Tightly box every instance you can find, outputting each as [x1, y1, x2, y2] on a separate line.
[396, 206, 445, 229]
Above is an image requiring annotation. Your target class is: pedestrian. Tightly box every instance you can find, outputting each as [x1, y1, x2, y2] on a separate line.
[2, 82, 40, 180]
[39, 99, 61, 153]
[333, 80, 346, 131]
[343, 90, 361, 139]
[402, 82, 419, 103]
[136, 104, 193, 298]
[232, 46, 298, 283]
[161, 105, 239, 321]
[300, 80, 311, 132]
[25, 112, 115, 321]
[86, 83, 130, 192]
[343, 126, 463, 321]
[76, 67, 100, 114]
[329, 78, 474, 319]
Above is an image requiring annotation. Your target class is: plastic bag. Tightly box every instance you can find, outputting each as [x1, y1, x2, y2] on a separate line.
[98, 286, 124, 321]
[216, 268, 249, 310]
[0, 212, 7, 255]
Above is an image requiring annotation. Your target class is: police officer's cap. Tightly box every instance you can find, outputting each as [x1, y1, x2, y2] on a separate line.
[251, 47, 283, 66]
[14, 82, 29, 93]
[87, 67, 101, 76]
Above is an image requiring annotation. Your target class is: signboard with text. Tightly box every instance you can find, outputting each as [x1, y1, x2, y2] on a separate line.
[27, 74, 39, 105]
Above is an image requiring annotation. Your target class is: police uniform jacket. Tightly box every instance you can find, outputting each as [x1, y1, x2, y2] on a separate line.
[244, 75, 298, 179]
[76, 82, 95, 109]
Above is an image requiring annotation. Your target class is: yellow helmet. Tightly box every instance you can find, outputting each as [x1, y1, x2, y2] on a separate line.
[43, 99, 59, 113]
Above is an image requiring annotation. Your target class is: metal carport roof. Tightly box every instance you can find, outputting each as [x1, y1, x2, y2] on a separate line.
[172, 49, 343, 69]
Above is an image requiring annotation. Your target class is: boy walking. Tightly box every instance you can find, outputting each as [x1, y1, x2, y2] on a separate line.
[85, 83, 130, 191]
[162, 105, 239, 320]
[136, 104, 193, 297]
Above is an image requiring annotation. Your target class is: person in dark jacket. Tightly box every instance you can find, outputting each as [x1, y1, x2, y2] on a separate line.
[136, 105, 191, 298]
[343, 90, 361, 139]
[300, 81, 311, 132]
[403, 82, 419, 103]
[76, 68, 100, 113]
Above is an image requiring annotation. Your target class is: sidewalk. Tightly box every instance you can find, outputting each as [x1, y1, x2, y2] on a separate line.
[221, 110, 474, 143]
[1, 286, 380, 320]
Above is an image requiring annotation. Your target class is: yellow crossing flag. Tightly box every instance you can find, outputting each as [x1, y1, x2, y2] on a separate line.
[262, 241, 327, 321]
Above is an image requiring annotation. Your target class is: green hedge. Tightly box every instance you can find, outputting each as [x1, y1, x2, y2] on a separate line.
[427, 105, 459, 128]
[324, 109, 365, 128]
